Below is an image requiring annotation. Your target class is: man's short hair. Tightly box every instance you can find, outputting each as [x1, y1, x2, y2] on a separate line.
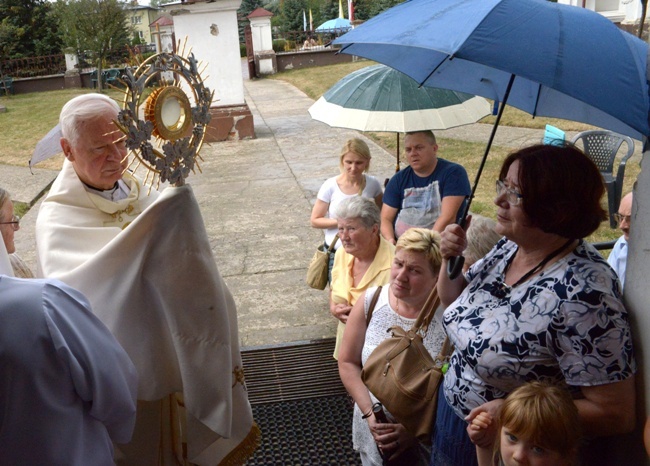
[405, 130, 436, 145]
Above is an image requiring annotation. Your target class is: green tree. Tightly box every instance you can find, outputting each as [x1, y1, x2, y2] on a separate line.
[0, 19, 18, 94]
[281, 0, 307, 32]
[351, 0, 373, 21]
[237, 0, 265, 42]
[365, 0, 404, 18]
[131, 32, 143, 46]
[319, 0, 338, 23]
[54, 0, 130, 92]
[0, 0, 62, 58]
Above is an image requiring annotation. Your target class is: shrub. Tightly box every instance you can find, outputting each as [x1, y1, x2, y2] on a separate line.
[273, 39, 286, 53]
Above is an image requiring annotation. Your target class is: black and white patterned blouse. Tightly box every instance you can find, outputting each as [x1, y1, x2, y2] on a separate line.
[443, 238, 636, 418]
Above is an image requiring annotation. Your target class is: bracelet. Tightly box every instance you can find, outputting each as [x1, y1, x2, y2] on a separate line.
[361, 408, 373, 419]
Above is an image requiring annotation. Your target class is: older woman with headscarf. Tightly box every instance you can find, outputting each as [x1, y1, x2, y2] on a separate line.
[431, 144, 636, 466]
[0, 188, 33, 278]
[330, 196, 394, 359]
[339, 228, 446, 465]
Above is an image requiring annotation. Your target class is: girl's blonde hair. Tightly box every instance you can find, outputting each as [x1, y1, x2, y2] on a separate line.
[395, 228, 442, 275]
[339, 138, 371, 172]
[497, 382, 582, 462]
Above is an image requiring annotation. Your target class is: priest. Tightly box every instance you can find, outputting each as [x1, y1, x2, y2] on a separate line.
[35, 93, 258, 466]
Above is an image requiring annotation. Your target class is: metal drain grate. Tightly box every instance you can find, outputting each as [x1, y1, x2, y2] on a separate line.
[241, 338, 347, 405]
[242, 338, 361, 465]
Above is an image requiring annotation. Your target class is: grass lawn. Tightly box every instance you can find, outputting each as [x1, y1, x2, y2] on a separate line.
[0, 88, 124, 170]
[267, 60, 640, 245]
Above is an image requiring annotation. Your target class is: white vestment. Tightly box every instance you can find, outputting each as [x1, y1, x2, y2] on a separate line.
[35, 160, 258, 465]
[0, 241, 138, 465]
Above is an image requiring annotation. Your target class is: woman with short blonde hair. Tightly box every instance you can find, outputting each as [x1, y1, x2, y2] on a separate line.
[339, 227, 446, 466]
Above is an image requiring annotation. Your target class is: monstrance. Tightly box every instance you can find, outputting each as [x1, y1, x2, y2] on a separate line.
[114, 43, 213, 189]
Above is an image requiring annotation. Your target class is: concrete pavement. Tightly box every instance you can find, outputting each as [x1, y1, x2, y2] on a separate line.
[5, 73, 621, 348]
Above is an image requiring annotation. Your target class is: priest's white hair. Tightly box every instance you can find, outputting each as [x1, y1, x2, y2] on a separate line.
[59, 93, 120, 146]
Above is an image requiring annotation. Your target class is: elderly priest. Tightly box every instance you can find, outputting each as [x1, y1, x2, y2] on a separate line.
[35, 93, 258, 466]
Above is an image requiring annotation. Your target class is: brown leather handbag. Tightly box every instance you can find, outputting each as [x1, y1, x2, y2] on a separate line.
[361, 286, 451, 446]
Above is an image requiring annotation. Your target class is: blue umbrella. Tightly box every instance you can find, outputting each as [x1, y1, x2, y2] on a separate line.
[334, 0, 650, 275]
[335, 0, 649, 139]
[315, 17, 351, 32]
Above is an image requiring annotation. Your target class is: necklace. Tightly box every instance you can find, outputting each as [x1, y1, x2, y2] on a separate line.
[393, 294, 413, 318]
[392, 295, 411, 325]
[489, 239, 575, 299]
[352, 260, 367, 281]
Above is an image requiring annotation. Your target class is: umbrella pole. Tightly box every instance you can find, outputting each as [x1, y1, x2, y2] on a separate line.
[396, 133, 400, 172]
[447, 74, 516, 279]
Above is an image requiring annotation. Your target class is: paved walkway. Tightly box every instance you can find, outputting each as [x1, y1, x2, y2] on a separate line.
[7, 72, 635, 348]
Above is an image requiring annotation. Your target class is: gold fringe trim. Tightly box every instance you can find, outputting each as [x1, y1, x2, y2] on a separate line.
[217, 422, 262, 466]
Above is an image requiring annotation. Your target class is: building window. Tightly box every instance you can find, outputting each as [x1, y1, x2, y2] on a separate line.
[132, 16, 142, 25]
[138, 31, 144, 39]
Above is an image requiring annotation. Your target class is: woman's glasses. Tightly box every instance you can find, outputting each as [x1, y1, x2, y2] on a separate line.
[496, 180, 523, 206]
[0, 215, 20, 230]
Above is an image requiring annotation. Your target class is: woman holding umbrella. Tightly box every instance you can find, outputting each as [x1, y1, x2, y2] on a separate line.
[310, 138, 383, 280]
[433, 144, 636, 465]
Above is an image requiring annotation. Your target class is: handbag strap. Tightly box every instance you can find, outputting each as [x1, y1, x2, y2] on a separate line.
[412, 284, 441, 334]
[365, 286, 382, 326]
[327, 234, 339, 252]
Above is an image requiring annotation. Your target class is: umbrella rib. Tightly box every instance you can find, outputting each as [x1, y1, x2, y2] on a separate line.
[418, 55, 452, 87]
[532, 83, 542, 118]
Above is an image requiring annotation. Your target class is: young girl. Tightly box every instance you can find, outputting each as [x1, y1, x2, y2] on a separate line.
[471, 382, 582, 466]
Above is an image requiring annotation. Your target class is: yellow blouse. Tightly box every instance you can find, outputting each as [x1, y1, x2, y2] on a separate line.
[331, 235, 395, 358]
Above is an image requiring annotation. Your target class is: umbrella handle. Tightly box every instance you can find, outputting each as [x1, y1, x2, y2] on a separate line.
[447, 256, 465, 280]
[446, 74, 516, 281]
[446, 197, 469, 281]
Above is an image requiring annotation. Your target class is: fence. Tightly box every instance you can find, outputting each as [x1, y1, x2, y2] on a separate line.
[273, 29, 349, 53]
[1, 44, 158, 79]
[1, 54, 66, 78]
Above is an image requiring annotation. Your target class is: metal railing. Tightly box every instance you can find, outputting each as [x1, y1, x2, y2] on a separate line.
[1, 45, 157, 79]
[273, 29, 348, 53]
[1, 54, 66, 78]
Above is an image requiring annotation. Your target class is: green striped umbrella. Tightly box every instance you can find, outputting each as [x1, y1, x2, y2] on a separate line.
[309, 64, 491, 170]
